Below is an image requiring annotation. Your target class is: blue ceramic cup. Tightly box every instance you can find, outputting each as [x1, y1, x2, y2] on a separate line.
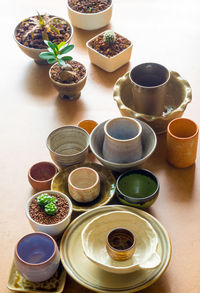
[14, 232, 60, 282]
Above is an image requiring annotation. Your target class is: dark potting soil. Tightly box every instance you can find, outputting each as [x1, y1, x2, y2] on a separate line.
[50, 61, 86, 84]
[68, 0, 111, 13]
[15, 15, 72, 49]
[88, 33, 131, 58]
[29, 194, 69, 225]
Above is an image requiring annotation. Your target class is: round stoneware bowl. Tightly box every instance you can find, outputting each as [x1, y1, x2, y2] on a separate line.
[67, 1, 113, 30]
[113, 71, 192, 134]
[116, 169, 160, 209]
[47, 126, 89, 169]
[68, 167, 100, 203]
[90, 120, 157, 172]
[14, 232, 60, 282]
[28, 161, 58, 191]
[14, 16, 73, 64]
[26, 190, 73, 239]
[49, 62, 87, 100]
[78, 120, 98, 134]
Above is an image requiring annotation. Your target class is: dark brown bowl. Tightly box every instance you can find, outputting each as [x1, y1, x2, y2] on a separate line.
[28, 162, 58, 191]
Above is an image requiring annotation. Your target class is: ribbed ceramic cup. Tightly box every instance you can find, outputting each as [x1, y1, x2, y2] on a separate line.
[102, 117, 142, 163]
[129, 63, 170, 116]
[47, 126, 89, 169]
[167, 118, 199, 168]
[68, 167, 100, 203]
[14, 232, 60, 282]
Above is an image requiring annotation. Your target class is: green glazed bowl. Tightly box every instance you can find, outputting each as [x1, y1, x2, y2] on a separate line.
[116, 169, 159, 209]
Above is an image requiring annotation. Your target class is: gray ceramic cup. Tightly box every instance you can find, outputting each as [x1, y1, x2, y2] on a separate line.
[102, 117, 142, 163]
[129, 63, 170, 116]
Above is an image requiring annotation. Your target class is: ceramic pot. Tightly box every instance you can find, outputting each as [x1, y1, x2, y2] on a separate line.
[129, 63, 170, 116]
[28, 161, 58, 191]
[14, 232, 60, 282]
[86, 30, 133, 72]
[14, 16, 73, 64]
[67, 1, 113, 30]
[47, 126, 89, 169]
[68, 167, 100, 202]
[49, 62, 87, 100]
[102, 117, 142, 163]
[167, 118, 199, 168]
[78, 120, 98, 134]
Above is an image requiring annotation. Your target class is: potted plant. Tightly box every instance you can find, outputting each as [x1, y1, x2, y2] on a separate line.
[14, 12, 73, 64]
[40, 40, 87, 100]
[67, 0, 112, 30]
[26, 190, 73, 239]
[86, 30, 133, 72]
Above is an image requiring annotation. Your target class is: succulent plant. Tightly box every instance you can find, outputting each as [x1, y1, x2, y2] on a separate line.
[37, 194, 57, 206]
[44, 202, 58, 215]
[39, 40, 76, 82]
[103, 30, 116, 45]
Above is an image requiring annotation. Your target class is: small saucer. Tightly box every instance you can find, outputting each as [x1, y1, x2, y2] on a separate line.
[113, 71, 192, 134]
[51, 163, 116, 212]
[7, 262, 66, 293]
[81, 211, 160, 274]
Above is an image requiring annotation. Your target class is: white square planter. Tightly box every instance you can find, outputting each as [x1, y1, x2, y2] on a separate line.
[86, 31, 133, 72]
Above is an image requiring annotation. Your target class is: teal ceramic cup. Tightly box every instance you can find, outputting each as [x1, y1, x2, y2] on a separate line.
[116, 169, 159, 209]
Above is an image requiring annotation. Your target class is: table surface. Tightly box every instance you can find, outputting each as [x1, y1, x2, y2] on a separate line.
[1, 0, 200, 292]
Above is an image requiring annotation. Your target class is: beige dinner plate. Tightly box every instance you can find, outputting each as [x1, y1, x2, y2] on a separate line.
[7, 262, 66, 293]
[51, 163, 116, 212]
[60, 205, 172, 293]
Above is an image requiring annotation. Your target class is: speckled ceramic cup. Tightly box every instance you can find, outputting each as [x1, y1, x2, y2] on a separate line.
[68, 167, 100, 202]
[102, 117, 142, 163]
[14, 232, 60, 282]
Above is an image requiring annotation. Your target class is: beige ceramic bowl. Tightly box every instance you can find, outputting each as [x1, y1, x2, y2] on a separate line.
[86, 31, 133, 72]
[67, 1, 113, 30]
[90, 120, 157, 172]
[47, 126, 89, 169]
[113, 71, 192, 134]
[14, 16, 73, 64]
[49, 62, 87, 100]
[68, 167, 100, 203]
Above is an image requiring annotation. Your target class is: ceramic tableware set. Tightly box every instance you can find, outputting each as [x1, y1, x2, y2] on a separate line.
[9, 1, 199, 292]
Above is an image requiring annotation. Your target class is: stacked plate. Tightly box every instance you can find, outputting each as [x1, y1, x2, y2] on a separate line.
[60, 205, 171, 293]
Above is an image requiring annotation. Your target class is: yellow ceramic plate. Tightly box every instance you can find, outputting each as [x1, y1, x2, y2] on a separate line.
[51, 163, 116, 212]
[60, 205, 171, 293]
[7, 262, 66, 293]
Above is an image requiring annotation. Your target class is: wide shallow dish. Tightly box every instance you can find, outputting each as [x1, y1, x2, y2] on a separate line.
[60, 205, 171, 293]
[51, 163, 116, 212]
[82, 211, 160, 274]
[90, 120, 157, 172]
[113, 71, 192, 134]
[7, 262, 66, 293]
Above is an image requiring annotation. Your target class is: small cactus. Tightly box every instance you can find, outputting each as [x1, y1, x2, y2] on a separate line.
[103, 30, 116, 45]
[37, 193, 58, 215]
[45, 202, 57, 215]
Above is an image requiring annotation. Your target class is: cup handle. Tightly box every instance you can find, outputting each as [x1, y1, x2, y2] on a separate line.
[139, 252, 161, 269]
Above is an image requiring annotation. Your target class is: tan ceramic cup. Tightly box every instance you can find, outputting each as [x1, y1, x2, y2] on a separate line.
[102, 117, 142, 163]
[129, 63, 170, 116]
[68, 167, 100, 203]
[167, 118, 199, 168]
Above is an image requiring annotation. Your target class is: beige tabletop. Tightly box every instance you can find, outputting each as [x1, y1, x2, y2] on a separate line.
[1, 0, 200, 292]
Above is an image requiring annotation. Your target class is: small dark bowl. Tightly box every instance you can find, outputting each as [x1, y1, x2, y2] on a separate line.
[106, 228, 136, 261]
[116, 169, 159, 209]
[28, 161, 58, 191]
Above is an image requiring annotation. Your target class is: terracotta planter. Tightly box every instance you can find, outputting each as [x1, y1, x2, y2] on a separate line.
[49, 62, 87, 100]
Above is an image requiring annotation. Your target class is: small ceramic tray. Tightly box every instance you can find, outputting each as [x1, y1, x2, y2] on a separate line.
[60, 205, 172, 293]
[51, 163, 116, 212]
[7, 262, 66, 293]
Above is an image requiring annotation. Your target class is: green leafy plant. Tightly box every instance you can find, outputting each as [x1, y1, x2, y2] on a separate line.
[37, 194, 58, 216]
[103, 30, 116, 45]
[39, 40, 74, 66]
[22, 12, 64, 41]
